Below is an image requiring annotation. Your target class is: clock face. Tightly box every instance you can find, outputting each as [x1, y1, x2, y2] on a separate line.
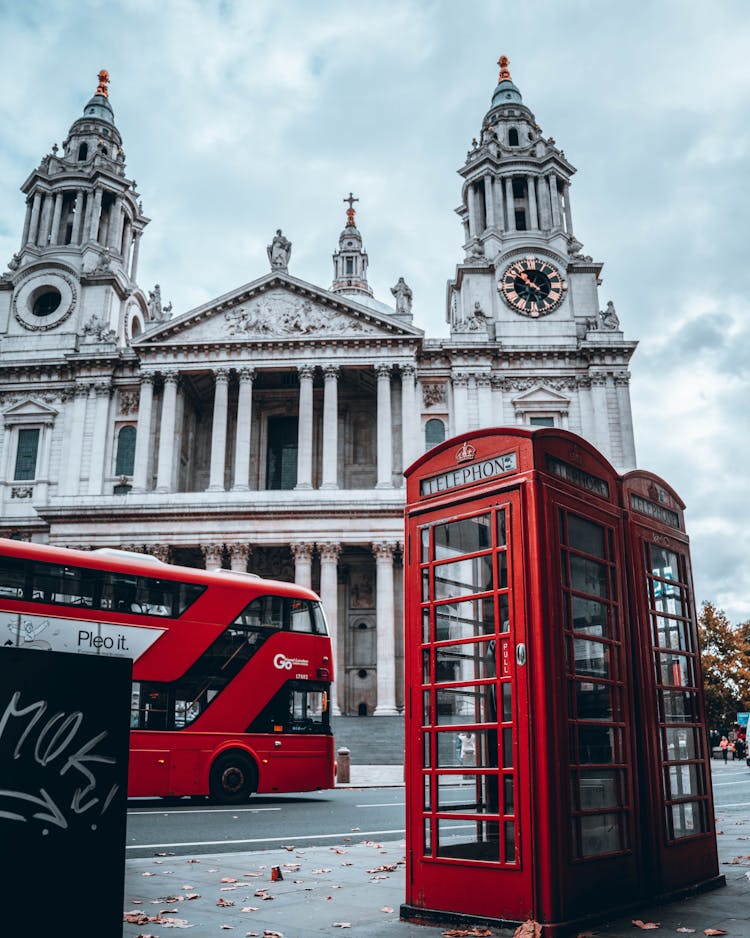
[498, 257, 566, 317]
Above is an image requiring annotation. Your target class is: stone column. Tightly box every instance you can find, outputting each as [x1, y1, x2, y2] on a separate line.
[132, 373, 155, 493]
[64, 385, 89, 495]
[527, 176, 539, 230]
[232, 367, 255, 491]
[50, 192, 64, 246]
[466, 183, 477, 238]
[39, 195, 53, 246]
[576, 376, 595, 443]
[122, 217, 132, 268]
[130, 231, 142, 281]
[373, 541, 398, 715]
[484, 175, 495, 228]
[321, 365, 339, 489]
[318, 542, 342, 715]
[539, 176, 552, 229]
[476, 375, 493, 428]
[491, 376, 506, 426]
[400, 363, 418, 470]
[590, 373, 610, 459]
[229, 543, 252, 573]
[87, 381, 111, 495]
[88, 188, 103, 242]
[375, 363, 393, 489]
[563, 182, 574, 235]
[208, 368, 230, 491]
[33, 422, 52, 504]
[615, 373, 637, 469]
[71, 190, 85, 244]
[504, 177, 516, 232]
[108, 199, 123, 250]
[494, 176, 505, 232]
[549, 174, 561, 228]
[27, 192, 42, 245]
[452, 374, 469, 436]
[295, 365, 314, 490]
[20, 198, 32, 245]
[202, 544, 223, 572]
[291, 542, 314, 590]
[155, 371, 179, 493]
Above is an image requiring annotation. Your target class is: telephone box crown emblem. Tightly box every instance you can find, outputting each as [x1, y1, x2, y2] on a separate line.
[455, 441, 477, 464]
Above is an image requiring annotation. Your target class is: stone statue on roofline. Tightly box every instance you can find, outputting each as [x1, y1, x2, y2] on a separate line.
[267, 229, 292, 271]
[391, 277, 413, 315]
[599, 300, 620, 330]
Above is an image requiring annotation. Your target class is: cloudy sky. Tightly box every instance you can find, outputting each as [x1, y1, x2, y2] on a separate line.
[1, 0, 748, 624]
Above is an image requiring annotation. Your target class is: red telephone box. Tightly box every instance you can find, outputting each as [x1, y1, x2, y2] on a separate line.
[621, 470, 720, 895]
[401, 428, 723, 935]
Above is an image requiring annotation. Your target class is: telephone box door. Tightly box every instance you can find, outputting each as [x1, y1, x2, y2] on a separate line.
[404, 490, 534, 922]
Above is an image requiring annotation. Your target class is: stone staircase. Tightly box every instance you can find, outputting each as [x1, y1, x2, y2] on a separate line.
[331, 715, 405, 765]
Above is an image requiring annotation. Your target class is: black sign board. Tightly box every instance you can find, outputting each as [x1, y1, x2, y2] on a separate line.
[0, 646, 131, 936]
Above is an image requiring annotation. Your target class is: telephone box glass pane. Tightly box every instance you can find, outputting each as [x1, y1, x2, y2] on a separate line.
[574, 769, 621, 809]
[580, 813, 622, 856]
[504, 776, 514, 815]
[666, 763, 703, 799]
[501, 683, 512, 722]
[651, 581, 685, 616]
[423, 731, 431, 767]
[654, 615, 689, 651]
[435, 685, 495, 724]
[499, 593, 510, 632]
[502, 727, 513, 767]
[497, 511, 506, 546]
[435, 729, 495, 769]
[568, 515, 606, 557]
[651, 546, 680, 578]
[497, 552, 508, 589]
[434, 640, 495, 684]
[435, 598, 495, 641]
[662, 726, 699, 762]
[661, 689, 698, 723]
[437, 773, 499, 814]
[421, 527, 430, 563]
[435, 556, 493, 600]
[436, 819, 501, 862]
[669, 801, 707, 839]
[505, 822, 516, 862]
[570, 637, 610, 678]
[570, 596, 611, 638]
[434, 515, 491, 559]
[570, 555, 609, 597]
[577, 725, 618, 763]
[422, 609, 430, 643]
[659, 653, 693, 688]
[437, 731, 462, 767]
[575, 681, 614, 721]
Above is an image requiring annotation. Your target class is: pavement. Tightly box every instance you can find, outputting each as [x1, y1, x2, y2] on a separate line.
[122, 763, 750, 938]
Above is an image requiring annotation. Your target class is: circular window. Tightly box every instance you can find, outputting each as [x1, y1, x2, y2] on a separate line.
[358, 669, 368, 680]
[32, 288, 62, 318]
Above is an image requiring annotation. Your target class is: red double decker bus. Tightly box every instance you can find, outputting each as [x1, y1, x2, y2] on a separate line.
[0, 539, 335, 803]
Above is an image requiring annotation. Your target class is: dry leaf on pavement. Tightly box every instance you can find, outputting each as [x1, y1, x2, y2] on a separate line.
[632, 922, 660, 930]
[704, 931, 727, 936]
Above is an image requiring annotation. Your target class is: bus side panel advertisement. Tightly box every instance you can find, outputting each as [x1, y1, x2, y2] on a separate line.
[1, 610, 166, 659]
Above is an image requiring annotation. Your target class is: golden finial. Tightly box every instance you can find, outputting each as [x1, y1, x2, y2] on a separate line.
[497, 55, 511, 83]
[96, 69, 110, 98]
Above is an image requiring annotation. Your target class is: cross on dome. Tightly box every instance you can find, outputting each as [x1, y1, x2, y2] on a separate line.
[343, 192, 359, 227]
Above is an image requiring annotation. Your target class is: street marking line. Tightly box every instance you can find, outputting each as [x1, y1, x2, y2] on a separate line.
[128, 807, 282, 816]
[717, 802, 750, 808]
[126, 827, 407, 851]
[356, 802, 405, 808]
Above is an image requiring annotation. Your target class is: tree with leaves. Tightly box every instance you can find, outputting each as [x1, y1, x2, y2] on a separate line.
[697, 601, 750, 733]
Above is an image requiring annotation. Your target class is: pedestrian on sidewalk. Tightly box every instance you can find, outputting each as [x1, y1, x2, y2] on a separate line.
[720, 735, 729, 762]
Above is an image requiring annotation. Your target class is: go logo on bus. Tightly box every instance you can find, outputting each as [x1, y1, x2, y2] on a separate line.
[273, 653, 310, 671]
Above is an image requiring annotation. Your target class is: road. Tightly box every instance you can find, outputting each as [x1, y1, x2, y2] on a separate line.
[126, 760, 749, 860]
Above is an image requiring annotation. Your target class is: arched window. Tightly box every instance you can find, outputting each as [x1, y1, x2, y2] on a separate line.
[115, 425, 136, 475]
[77, 143, 88, 161]
[130, 317, 142, 340]
[508, 127, 519, 147]
[425, 418, 446, 450]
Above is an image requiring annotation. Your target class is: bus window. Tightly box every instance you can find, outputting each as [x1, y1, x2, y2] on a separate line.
[31, 562, 97, 607]
[0, 555, 27, 598]
[249, 681, 331, 734]
[233, 595, 285, 629]
[290, 599, 313, 632]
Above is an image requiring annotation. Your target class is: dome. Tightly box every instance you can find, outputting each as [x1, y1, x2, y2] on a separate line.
[82, 93, 115, 125]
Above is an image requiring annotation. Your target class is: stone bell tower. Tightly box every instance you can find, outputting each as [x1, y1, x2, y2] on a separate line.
[447, 56, 611, 347]
[0, 70, 151, 356]
[331, 193, 373, 298]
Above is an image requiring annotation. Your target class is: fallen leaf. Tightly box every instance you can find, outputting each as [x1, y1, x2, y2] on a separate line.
[332, 925, 352, 929]
[381, 906, 394, 913]
[221, 877, 239, 883]
[676, 930, 696, 934]
[217, 897, 235, 907]
[242, 907, 259, 912]
[704, 931, 727, 936]
[632, 921, 660, 930]
[512, 924, 542, 938]
[312, 868, 332, 873]
[187, 857, 200, 863]
[263, 932, 284, 937]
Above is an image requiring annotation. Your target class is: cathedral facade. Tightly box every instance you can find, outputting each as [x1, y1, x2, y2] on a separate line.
[0, 61, 637, 716]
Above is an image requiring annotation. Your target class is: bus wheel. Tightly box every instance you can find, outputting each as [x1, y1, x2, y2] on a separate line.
[209, 752, 256, 804]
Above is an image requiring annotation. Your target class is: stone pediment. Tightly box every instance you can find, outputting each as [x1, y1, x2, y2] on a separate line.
[2, 398, 59, 425]
[135, 273, 422, 346]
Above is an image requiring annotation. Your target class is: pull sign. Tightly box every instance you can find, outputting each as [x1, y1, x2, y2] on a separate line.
[515, 643, 527, 666]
